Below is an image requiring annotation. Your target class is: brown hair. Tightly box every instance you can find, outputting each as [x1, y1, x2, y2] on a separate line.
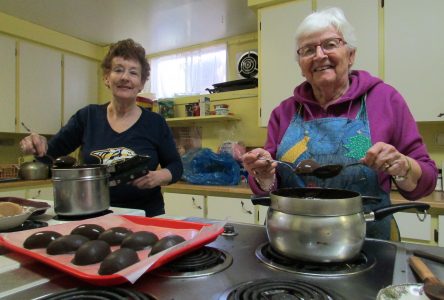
[101, 38, 150, 83]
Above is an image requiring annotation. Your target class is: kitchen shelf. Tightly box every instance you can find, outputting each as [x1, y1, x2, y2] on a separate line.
[165, 115, 240, 127]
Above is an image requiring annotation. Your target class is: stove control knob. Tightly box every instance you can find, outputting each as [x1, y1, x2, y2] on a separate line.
[222, 224, 238, 236]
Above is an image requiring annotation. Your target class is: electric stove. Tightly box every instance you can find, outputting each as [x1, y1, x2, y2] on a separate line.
[0, 218, 443, 299]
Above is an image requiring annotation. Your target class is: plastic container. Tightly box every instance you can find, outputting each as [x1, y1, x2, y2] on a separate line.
[199, 96, 210, 116]
[158, 100, 175, 118]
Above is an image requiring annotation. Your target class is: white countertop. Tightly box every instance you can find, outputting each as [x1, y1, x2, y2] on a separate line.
[0, 198, 146, 298]
[30, 199, 146, 226]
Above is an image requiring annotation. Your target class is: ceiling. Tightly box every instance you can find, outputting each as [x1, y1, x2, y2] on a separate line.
[0, 0, 257, 54]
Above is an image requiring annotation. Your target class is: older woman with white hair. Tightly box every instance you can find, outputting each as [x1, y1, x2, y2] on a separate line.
[242, 7, 437, 239]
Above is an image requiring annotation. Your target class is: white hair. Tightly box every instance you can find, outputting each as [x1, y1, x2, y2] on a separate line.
[295, 7, 357, 50]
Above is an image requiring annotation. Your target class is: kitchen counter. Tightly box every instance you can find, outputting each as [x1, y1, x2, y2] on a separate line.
[163, 181, 444, 211]
[0, 179, 52, 189]
[1, 179, 443, 211]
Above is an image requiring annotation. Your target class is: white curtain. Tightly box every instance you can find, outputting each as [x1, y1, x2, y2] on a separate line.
[148, 44, 227, 99]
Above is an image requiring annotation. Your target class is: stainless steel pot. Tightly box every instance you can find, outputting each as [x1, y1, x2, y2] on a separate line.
[52, 165, 110, 216]
[19, 161, 49, 180]
[252, 187, 430, 263]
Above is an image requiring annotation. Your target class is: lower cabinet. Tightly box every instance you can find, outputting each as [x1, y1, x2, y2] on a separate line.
[0, 189, 27, 198]
[26, 187, 54, 200]
[163, 192, 205, 218]
[394, 212, 433, 244]
[258, 205, 268, 226]
[0, 185, 54, 200]
[439, 215, 444, 247]
[207, 196, 256, 224]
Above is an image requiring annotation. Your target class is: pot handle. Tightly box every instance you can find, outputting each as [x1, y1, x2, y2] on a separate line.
[250, 195, 271, 206]
[369, 202, 430, 221]
[361, 196, 382, 205]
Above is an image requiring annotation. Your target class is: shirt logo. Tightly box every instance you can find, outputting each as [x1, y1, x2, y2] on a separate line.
[90, 147, 136, 165]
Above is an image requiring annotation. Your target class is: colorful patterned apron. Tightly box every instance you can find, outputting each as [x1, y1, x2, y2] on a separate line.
[276, 96, 392, 240]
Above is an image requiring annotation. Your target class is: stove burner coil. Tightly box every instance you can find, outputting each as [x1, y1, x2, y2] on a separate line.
[256, 243, 375, 276]
[154, 246, 233, 278]
[221, 279, 338, 300]
[35, 287, 156, 300]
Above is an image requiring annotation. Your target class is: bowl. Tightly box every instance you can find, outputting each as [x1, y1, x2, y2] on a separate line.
[0, 197, 51, 216]
[376, 283, 428, 300]
[0, 206, 39, 231]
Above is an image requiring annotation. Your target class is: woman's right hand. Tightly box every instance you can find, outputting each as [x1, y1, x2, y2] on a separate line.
[242, 148, 277, 182]
[19, 133, 48, 157]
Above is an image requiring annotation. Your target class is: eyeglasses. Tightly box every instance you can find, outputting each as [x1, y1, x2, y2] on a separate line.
[297, 38, 346, 58]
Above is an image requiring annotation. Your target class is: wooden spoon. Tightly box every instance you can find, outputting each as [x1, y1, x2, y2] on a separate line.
[409, 256, 444, 300]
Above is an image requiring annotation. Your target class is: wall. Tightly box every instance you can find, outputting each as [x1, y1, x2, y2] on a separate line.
[418, 123, 444, 167]
[0, 12, 103, 164]
[0, 10, 442, 172]
[163, 89, 267, 151]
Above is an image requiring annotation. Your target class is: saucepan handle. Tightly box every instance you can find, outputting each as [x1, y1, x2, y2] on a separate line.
[250, 195, 271, 206]
[369, 202, 430, 221]
[361, 195, 382, 205]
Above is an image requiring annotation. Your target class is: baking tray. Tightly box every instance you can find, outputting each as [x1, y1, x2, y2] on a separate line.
[0, 215, 224, 286]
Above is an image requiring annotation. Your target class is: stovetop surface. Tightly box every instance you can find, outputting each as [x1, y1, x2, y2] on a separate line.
[132, 223, 395, 300]
[0, 220, 443, 300]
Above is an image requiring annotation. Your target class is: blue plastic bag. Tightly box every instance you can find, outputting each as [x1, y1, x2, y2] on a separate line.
[182, 148, 240, 185]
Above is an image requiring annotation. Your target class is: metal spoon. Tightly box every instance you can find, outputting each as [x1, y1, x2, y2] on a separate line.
[312, 162, 363, 179]
[257, 158, 298, 172]
[257, 158, 321, 175]
[409, 256, 444, 300]
[294, 159, 321, 174]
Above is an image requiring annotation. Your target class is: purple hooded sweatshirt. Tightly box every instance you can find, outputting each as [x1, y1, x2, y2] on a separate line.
[250, 70, 438, 199]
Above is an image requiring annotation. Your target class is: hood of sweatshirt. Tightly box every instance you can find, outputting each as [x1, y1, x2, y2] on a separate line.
[292, 70, 383, 117]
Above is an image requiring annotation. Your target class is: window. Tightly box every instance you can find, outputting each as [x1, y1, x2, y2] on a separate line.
[148, 44, 227, 99]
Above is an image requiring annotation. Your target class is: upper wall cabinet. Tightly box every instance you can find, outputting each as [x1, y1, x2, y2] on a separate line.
[258, 0, 379, 127]
[384, 0, 444, 121]
[317, 0, 379, 76]
[259, 0, 311, 127]
[19, 42, 62, 134]
[63, 54, 99, 124]
[0, 34, 16, 132]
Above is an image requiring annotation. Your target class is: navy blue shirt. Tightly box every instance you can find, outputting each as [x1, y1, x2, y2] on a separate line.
[46, 103, 183, 216]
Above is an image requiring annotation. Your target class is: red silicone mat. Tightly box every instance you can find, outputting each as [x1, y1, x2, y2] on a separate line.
[0, 215, 224, 286]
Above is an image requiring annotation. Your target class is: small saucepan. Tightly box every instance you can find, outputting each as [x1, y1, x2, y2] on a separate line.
[252, 187, 430, 263]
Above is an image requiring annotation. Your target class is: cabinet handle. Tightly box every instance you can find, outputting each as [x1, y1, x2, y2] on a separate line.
[192, 197, 202, 210]
[31, 190, 41, 199]
[240, 201, 252, 215]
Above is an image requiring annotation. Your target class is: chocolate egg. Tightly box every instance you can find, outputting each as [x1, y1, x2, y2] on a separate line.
[72, 240, 111, 266]
[71, 224, 105, 240]
[46, 234, 89, 255]
[149, 234, 186, 256]
[98, 227, 133, 245]
[23, 231, 62, 249]
[98, 248, 140, 275]
[121, 231, 159, 251]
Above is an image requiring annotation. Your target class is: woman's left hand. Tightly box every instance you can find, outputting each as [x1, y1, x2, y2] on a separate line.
[131, 169, 172, 189]
[362, 142, 410, 177]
